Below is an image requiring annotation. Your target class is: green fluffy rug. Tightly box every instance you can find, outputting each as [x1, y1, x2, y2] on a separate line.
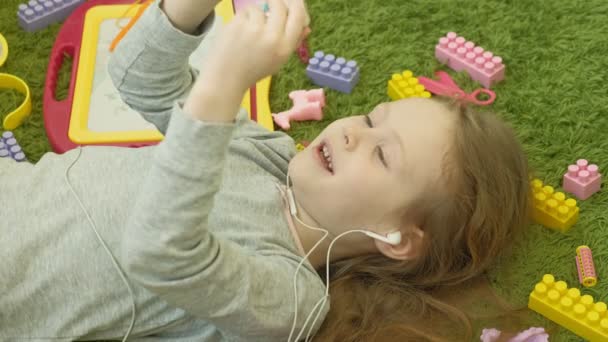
[2, 0, 607, 340]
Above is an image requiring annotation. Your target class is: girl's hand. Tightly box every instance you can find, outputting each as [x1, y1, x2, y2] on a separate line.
[199, 0, 309, 92]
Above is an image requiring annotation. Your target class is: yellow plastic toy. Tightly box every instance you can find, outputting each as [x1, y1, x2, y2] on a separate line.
[387, 70, 431, 101]
[530, 179, 579, 233]
[69, 0, 273, 145]
[0, 33, 32, 130]
[528, 274, 608, 341]
[0, 33, 8, 67]
[0, 73, 32, 130]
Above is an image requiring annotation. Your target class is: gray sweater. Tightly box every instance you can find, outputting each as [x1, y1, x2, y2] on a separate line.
[0, 2, 327, 341]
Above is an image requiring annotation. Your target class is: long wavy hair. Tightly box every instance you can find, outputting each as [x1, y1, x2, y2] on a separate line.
[313, 99, 531, 341]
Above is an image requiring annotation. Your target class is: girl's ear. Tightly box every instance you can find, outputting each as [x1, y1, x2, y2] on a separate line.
[375, 225, 424, 261]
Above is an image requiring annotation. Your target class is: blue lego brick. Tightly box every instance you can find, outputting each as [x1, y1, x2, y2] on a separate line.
[17, 0, 86, 32]
[1, 131, 27, 162]
[306, 51, 359, 94]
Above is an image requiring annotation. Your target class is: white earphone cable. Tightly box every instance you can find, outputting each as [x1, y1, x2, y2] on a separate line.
[64, 147, 136, 341]
[285, 170, 378, 342]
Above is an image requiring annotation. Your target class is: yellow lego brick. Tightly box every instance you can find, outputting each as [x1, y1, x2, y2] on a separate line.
[528, 274, 608, 341]
[530, 179, 579, 233]
[387, 70, 432, 101]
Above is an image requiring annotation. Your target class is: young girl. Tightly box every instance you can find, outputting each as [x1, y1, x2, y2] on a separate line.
[0, 0, 530, 341]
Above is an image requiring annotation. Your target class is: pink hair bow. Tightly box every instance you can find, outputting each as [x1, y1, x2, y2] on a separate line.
[418, 71, 496, 106]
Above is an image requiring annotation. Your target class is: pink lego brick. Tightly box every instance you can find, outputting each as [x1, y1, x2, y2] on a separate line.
[435, 32, 505, 88]
[563, 159, 601, 200]
[17, 0, 87, 32]
[272, 89, 325, 130]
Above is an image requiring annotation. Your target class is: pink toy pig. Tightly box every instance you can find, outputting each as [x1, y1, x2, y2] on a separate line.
[272, 88, 325, 130]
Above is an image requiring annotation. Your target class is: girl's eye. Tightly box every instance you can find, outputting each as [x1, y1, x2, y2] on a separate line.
[364, 114, 373, 128]
[363, 115, 388, 168]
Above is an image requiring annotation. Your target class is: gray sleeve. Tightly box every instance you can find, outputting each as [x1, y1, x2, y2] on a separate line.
[107, 0, 214, 134]
[121, 104, 328, 340]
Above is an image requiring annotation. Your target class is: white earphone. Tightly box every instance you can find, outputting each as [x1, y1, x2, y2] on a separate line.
[284, 171, 404, 342]
[286, 187, 401, 246]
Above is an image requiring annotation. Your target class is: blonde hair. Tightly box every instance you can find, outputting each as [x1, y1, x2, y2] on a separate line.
[313, 99, 531, 341]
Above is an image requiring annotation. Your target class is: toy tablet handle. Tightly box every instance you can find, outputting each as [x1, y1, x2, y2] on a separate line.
[44, 43, 78, 153]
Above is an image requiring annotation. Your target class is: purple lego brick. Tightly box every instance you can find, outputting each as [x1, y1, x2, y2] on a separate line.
[306, 51, 359, 94]
[17, 0, 86, 32]
[1, 131, 27, 162]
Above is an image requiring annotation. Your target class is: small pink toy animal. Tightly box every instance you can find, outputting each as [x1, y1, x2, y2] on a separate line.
[480, 327, 548, 342]
[272, 88, 325, 130]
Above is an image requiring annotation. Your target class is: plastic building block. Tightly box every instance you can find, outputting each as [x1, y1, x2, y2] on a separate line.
[480, 327, 548, 342]
[530, 179, 579, 233]
[576, 245, 597, 288]
[435, 32, 505, 88]
[17, 0, 87, 32]
[296, 140, 311, 152]
[528, 274, 608, 341]
[0, 131, 27, 162]
[387, 70, 431, 101]
[563, 159, 602, 200]
[272, 89, 325, 130]
[306, 51, 359, 93]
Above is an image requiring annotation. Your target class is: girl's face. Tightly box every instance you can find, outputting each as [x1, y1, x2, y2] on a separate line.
[288, 98, 455, 237]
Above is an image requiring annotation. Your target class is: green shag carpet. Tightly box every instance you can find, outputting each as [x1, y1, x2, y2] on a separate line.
[2, 0, 608, 341]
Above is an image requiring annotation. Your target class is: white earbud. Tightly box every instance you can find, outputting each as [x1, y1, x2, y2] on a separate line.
[287, 188, 298, 216]
[286, 185, 400, 246]
[364, 230, 402, 246]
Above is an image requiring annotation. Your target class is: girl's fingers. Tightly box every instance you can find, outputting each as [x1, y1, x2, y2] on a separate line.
[283, 0, 307, 50]
[266, 0, 288, 36]
[301, 0, 310, 27]
[243, 3, 265, 28]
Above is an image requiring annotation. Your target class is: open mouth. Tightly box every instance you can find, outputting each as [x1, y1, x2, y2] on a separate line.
[316, 142, 334, 174]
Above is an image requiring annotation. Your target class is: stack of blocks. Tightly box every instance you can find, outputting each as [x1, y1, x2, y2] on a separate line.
[306, 51, 359, 94]
[17, 0, 87, 32]
[387, 70, 431, 101]
[528, 274, 608, 341]
[530, 179, 579, 233]
[435, 32, 505, 88]
[0, 131, 27, 162]
[563, 159, 602, 200]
